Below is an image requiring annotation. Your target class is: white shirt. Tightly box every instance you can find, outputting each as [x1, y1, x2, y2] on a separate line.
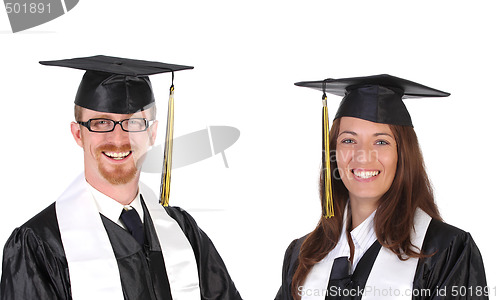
[86, 181, 144, 228]
[300, 206, 377, 300]
[340, 209, 377, 270]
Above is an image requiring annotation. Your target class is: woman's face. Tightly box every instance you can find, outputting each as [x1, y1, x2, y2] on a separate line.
[335, 117, 398, 204]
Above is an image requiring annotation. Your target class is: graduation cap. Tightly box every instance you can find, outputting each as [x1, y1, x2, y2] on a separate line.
[40, 55, 194, 207]
[294, 74, 450, 218]
[40, 55, 193, 114]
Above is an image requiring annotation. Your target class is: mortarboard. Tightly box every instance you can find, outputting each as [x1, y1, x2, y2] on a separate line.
[294, 74, 450, 218]
[40, 55, 193, 114]
[40, 55, 194, 207]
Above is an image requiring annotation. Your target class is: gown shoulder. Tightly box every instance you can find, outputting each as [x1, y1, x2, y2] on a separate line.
[413, 219, 488, 299]
[275, 234, 308, 300]
[1, 203, 71, 300]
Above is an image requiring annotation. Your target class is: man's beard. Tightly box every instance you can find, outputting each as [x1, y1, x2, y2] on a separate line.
[96, 144, 138, 185]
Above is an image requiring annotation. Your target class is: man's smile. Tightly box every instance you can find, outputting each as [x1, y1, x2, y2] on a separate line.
[103, 151, 132, 160]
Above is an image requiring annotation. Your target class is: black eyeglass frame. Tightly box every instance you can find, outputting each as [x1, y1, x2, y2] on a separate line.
[77, 118, 154, 133]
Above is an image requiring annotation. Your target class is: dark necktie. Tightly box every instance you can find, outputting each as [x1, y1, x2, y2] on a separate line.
[330, 256, 351, 280]
[326, 242, 382, 300]
[326, 256, 353, 300]
[120, 207, 145, 245]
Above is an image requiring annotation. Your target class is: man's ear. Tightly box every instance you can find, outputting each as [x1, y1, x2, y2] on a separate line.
[148, 120, 159, 146]
[70, 122, 84, 148]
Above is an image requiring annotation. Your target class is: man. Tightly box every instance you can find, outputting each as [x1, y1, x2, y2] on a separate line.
[0, 55, 242, 300]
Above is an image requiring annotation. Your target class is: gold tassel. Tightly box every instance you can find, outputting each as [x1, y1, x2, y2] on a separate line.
[322, 94, 334, 218]
[160, 85, 175, 206]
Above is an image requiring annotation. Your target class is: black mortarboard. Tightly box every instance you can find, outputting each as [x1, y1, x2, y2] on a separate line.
[39, 55, 193, 114]
[294, 74, 450, 218]
[295, 74, 450, 127]
[40, 55, 194, 207]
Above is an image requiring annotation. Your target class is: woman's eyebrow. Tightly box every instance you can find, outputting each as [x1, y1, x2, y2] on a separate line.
[374, 132, 394, 139]
[339, 131, 394, 139]
[339, 130, 357, 136]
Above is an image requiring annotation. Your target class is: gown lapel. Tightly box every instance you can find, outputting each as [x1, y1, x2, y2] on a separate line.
[98, 197, 174, 300]
[101, 215, 154, 299]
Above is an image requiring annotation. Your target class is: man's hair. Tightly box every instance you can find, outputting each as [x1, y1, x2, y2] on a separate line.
[74, 104, 157, 121]
[74, 105, 83, 122]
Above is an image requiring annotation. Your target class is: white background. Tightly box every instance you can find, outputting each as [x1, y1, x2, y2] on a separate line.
[0, 1, 499, 299]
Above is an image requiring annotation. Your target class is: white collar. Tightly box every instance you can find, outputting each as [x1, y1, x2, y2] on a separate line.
[323, 204, 377, 264]
[336, 203, 377, 270]
[350, 208, 377, 261]
[86, 181, 144, 227]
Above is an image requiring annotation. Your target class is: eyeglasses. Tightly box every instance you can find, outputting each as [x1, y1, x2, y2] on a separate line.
[77, 118, 154, 132]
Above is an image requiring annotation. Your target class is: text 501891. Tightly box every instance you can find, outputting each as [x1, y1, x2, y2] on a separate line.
[451, 286, 496, 297]
[5, 2, 51, 14]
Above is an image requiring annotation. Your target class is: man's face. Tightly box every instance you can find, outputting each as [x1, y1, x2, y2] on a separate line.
[71, 107, 158, 186]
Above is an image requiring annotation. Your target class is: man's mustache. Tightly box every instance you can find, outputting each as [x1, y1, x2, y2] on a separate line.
[96, 144, 133, 153]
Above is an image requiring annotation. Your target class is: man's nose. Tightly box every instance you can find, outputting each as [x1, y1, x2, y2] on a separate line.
[107, 124, 130, 144]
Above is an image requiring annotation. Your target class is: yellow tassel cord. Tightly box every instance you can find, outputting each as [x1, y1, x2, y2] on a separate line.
[160, 85, 175, 207]
[322, 95, 334, 218]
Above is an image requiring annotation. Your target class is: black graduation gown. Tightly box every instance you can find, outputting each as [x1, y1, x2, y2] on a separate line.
[275, 219, 488, 300]
[0, 202, 242, 300]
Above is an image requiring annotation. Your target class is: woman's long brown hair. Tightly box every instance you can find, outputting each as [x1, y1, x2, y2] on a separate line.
[291, 118, 442, 300]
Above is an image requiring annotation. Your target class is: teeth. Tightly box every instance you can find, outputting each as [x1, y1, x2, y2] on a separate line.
[353, 170, 380, 178]
[104, 151, 131, 159]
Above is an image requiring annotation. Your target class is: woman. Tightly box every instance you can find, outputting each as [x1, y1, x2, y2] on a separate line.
[275, 75, 488, 300]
